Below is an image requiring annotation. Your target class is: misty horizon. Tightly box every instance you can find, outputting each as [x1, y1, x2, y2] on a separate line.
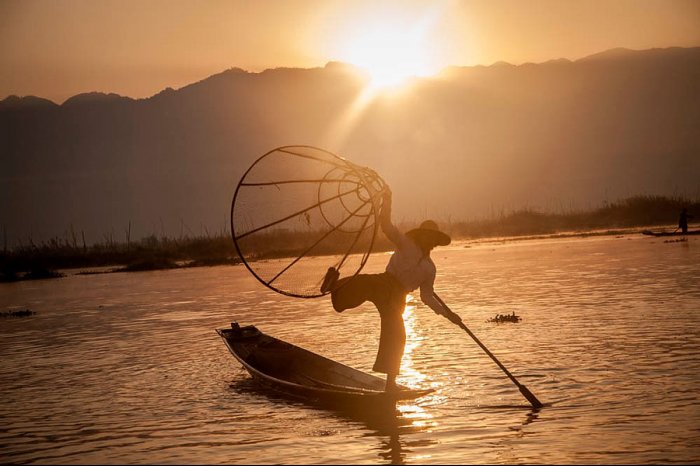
[3, 0, 700, 105]
[1, 45, 699, 247]
[3, 45, 699, 105]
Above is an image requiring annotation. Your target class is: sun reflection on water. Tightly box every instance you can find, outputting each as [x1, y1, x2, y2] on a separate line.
[393, 294, 439, 432]
[3, 236, 699, 463]
[397, 403, 436, 430]
[399, 294, 426, 389]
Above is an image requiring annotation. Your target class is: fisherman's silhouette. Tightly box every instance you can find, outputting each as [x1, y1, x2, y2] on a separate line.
[320, 188, 456, 392]
[679, 208, 693, 234]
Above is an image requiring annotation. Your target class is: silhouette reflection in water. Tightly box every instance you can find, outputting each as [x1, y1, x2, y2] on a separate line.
[227, 377, 436, 464]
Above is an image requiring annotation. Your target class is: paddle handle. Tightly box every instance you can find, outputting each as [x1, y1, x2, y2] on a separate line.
[433, 293, 544, 409]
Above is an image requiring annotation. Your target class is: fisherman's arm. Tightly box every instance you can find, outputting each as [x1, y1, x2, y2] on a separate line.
[379, 188, 402, 245]
[420, 277, 462, 324]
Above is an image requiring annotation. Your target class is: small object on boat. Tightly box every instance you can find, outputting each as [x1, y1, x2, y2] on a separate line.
[487, 312, 521, 323]
[216, 322, 433, 406]
[642, 230, 700, 237]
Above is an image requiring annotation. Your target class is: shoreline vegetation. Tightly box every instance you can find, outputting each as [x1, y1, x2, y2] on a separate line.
[1, 195, 697, 282]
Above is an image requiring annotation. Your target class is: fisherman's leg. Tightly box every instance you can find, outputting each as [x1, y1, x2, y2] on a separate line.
[330, 274, 377, 312]
[385, 372, 398, 392]
[372, 294, 407, 385]
[372, 313, 406, 382]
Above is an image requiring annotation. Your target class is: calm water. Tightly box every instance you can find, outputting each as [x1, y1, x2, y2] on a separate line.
[1, 234, 699, 464]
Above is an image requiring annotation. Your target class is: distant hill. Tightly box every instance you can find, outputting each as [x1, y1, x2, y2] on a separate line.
[1, 46, 699, 246]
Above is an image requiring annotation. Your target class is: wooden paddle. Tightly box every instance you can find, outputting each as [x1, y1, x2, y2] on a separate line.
[433, 293, 544, 409]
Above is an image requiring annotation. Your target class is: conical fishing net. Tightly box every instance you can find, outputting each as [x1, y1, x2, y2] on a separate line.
[231, 146, 386, 298]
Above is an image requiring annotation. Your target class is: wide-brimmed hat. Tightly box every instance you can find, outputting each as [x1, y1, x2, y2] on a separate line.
[406, 220, 451, 247]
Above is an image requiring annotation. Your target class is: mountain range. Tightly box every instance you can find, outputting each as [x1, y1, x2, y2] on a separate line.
[1, 46, 699, 246]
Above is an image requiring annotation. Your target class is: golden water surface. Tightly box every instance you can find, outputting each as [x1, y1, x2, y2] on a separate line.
[1, 234, 699, 464]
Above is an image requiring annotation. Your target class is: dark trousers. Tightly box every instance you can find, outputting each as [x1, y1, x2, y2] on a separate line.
[331, 272, 407, 375]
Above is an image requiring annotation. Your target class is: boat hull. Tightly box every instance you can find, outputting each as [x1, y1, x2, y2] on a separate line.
[642, 230, 700, 237]
[216, 323, 433, 407]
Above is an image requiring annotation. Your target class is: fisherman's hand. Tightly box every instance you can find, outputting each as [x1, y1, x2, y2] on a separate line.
[436, 307, 463, 325]
[382, 187, 392, 206]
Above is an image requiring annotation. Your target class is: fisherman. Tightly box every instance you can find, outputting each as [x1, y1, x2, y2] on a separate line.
[679, 208, 693, 234]
[320, 188, 458, 392]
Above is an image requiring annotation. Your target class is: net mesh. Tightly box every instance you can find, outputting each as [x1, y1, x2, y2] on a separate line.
[231, 146, 386, 298]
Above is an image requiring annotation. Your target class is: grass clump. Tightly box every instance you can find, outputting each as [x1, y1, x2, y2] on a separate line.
[451, 195, 699, 239]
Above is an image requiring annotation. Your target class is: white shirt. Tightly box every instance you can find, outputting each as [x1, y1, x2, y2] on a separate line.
[380, 204, 444, 314]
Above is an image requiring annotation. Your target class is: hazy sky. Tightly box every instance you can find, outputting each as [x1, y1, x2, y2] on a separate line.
[2, 0, 699, 103]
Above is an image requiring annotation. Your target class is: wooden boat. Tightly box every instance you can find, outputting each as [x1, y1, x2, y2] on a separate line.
[216, 322, 433, 407]
[642, 229, 700, 237]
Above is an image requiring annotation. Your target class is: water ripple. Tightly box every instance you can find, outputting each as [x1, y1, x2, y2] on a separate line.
[1, 235, 699, 463]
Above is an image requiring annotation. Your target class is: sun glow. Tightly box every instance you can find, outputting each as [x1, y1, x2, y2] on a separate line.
[332, 9, 445, 91]
[318, 5, 450, 147]
[339, 31, 437, 90]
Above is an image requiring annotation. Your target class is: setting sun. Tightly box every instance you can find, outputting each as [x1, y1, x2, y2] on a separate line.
[330, 8, 446, 90]
[337, 26, 438, 89]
